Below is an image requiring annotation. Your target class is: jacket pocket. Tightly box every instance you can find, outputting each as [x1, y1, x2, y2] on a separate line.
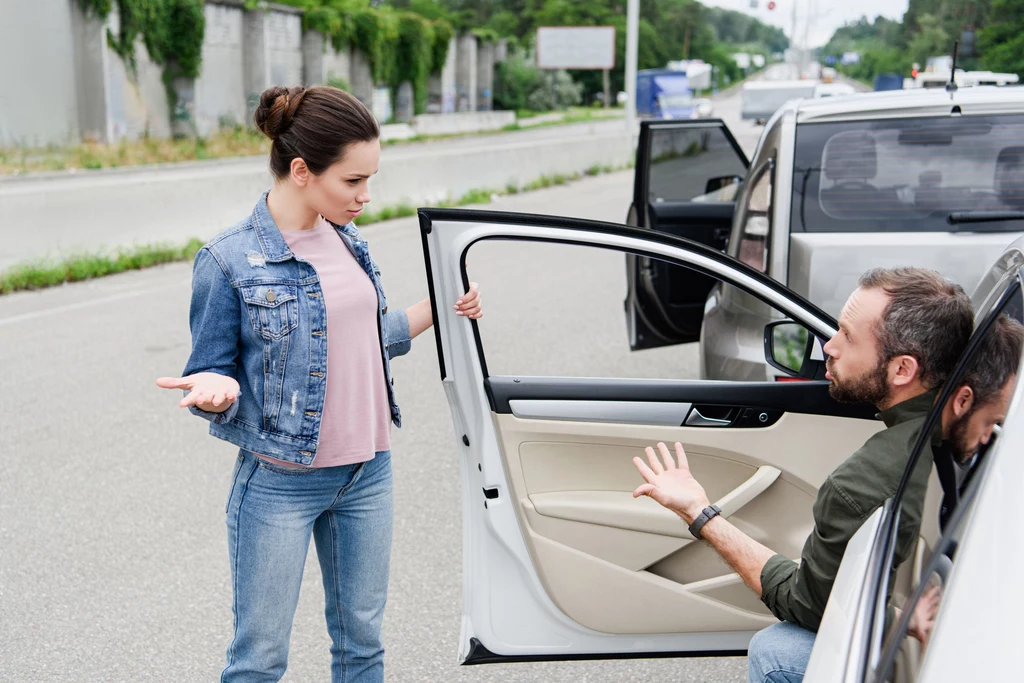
[241, 284, 299, 340]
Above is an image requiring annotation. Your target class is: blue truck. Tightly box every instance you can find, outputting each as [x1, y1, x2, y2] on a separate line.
[636, 69, 698, 119]
[873, 73, 904, 91]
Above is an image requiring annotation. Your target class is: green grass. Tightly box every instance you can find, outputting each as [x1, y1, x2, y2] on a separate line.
[0, 239, 204, 295]
[0, 160, 636, 295]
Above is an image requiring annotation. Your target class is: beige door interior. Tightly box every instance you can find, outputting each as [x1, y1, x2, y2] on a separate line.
[493, 408, 884, 634]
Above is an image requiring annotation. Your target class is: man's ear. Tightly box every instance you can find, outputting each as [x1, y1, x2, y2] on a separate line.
[290, 158, 310, 186]
[951, 385, 974, 418]
[890, 354, 921, 388]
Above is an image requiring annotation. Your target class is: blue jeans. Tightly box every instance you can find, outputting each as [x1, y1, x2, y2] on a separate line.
[747, 621, 817, 683]
[222, 449, 393, 683]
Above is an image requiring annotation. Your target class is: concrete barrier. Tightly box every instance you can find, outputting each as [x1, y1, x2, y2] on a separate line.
[411, 111, 515, 136]
[0, 121, 632, 269]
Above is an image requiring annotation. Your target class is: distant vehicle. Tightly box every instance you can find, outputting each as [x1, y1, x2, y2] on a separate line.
[636, 69, 698, 120]
[873, 73, 904, 91]
[813, 82, 856, 98]
[912, 69, 1020, 89]
[741, 79, 817, 123]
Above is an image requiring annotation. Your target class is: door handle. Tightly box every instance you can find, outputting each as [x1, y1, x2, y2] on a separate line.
[714, 465, 782, 519]
[685, 407, 732, 427]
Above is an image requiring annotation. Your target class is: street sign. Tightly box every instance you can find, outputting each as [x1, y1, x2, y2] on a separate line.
[536, 26, 616, 70]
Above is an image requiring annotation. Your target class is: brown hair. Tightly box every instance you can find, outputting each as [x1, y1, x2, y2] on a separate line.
[858, 267, 974, 389]
[960, 314, 1023, 406]
[253, 85, 380, 179]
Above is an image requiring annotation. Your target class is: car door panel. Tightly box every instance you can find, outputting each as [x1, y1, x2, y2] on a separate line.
[492, 409, 882, 636]
[420, 209, 875, 661]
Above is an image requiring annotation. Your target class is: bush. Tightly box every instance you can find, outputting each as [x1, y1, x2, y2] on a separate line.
[494, 51, 543, 112]
[526, 70, 583, 111]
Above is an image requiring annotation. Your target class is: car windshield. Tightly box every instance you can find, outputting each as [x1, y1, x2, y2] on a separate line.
[791, 114, 1024, 233]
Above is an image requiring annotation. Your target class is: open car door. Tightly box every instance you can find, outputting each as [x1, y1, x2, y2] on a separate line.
[419, 208, 880, 664]
[627, 119, 750, 349]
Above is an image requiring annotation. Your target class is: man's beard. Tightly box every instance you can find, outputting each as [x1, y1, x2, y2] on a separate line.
[946, 408, 979, 463]
[827, 358, 890, 406]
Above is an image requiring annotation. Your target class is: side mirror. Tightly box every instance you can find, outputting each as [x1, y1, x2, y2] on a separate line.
[705, 174, 743, 194]
[764, 321, 826, 379]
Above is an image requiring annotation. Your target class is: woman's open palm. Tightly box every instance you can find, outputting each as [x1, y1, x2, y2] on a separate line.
[156, 372, 240, 410]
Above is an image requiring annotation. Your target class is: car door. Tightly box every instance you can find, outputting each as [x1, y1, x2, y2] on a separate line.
[627, 119, 750, 349]
[418, 207, 881, 664]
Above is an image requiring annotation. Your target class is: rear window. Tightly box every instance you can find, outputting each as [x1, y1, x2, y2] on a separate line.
[791, 114, 1024, 233]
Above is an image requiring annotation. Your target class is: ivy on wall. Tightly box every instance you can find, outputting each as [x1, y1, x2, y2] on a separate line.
[79, 0, 459, 118]
[77, 0, 205, 79]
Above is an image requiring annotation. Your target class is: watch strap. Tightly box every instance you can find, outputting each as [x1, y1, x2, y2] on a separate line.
[688, 504, 722, 540]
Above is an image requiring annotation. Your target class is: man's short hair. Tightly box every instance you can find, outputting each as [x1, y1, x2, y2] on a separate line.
[960, 314, 1024, 406]
[858, 267, 974, 389]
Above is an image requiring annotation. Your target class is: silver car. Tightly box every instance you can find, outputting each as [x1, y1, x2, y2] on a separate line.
[626, 86, 1024, 380]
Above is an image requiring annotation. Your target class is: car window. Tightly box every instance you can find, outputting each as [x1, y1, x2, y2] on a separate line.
[647, 125, 748, 204]
[868, 277, 1023, 683]
[791, 114, 1024, 233]
[736, 159, 775, 273]
[465, 240, 799, 382]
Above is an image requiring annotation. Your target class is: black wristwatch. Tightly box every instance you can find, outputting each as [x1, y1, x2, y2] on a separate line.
[688, 504, 722, 540]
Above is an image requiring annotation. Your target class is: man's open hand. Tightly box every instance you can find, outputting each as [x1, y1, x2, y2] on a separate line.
[632, 442, 711, 525]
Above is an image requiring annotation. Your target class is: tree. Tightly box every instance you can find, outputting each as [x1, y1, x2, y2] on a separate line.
[908, 13, 951, 65]
[979, 0, 1024, 76]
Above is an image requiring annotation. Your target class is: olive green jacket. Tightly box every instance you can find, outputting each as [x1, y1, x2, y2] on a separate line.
[759, 390, 939, 632]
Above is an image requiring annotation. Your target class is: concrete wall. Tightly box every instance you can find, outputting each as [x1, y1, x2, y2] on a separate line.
[476, 42, 495, 112]
[350, 50, 375, 108]
[428, 37, 457, 114]
[412, 111, 514, 136]
[1, 1, 500, 146]
[455, 34, 478, 113]
[72, 1, 110, 143]
[195, 1, 246, 135]
[104, 5, 173, 141]
[0, 0, 80, 146]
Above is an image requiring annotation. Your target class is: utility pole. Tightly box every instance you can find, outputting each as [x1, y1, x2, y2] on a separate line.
[625, 0, 639, 138]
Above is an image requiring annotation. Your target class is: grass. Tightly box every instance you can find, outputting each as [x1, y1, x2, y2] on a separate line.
[1, 107, 625, 176]
[0, 239, 204, 295]
[0, 160, 635, 295]
[1, 126, 272, 175]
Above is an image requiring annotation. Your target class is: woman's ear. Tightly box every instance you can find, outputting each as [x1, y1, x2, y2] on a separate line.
[290, 157, 310, 186]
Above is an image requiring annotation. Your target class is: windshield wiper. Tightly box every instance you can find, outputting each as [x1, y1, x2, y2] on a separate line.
[947, 210, 1024, 226]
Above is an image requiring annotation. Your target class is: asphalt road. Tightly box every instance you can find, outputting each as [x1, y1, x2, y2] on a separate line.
[0, 84, 768, 682]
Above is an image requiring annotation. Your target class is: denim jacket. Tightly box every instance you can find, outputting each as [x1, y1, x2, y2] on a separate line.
[182, 191, 411, 466]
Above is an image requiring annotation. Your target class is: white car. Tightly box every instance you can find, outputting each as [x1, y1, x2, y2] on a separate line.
[416, 204, 1024, 680]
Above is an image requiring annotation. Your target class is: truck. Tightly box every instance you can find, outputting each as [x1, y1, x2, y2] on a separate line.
[635, 69, 698, 120]
[873, 72, 904, 91]
[740, 79, 817, 123]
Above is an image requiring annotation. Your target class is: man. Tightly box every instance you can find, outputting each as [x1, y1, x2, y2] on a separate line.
[935, 314, 1023, 528]
[631, 267, 975, 683]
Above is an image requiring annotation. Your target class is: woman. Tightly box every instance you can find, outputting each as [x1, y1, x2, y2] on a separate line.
[156, 85, 481, 682]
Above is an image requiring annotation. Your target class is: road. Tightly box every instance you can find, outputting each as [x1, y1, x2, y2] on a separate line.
[0, 84, 769, 681]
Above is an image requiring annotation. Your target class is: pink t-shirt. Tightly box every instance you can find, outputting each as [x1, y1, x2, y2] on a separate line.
[259, 218, 391, 468]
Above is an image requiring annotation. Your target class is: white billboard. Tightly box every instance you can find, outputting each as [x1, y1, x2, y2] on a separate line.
[536, 26, 616, 70]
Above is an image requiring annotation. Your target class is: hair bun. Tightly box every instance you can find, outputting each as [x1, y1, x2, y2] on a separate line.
[254, 85, 307, 141]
